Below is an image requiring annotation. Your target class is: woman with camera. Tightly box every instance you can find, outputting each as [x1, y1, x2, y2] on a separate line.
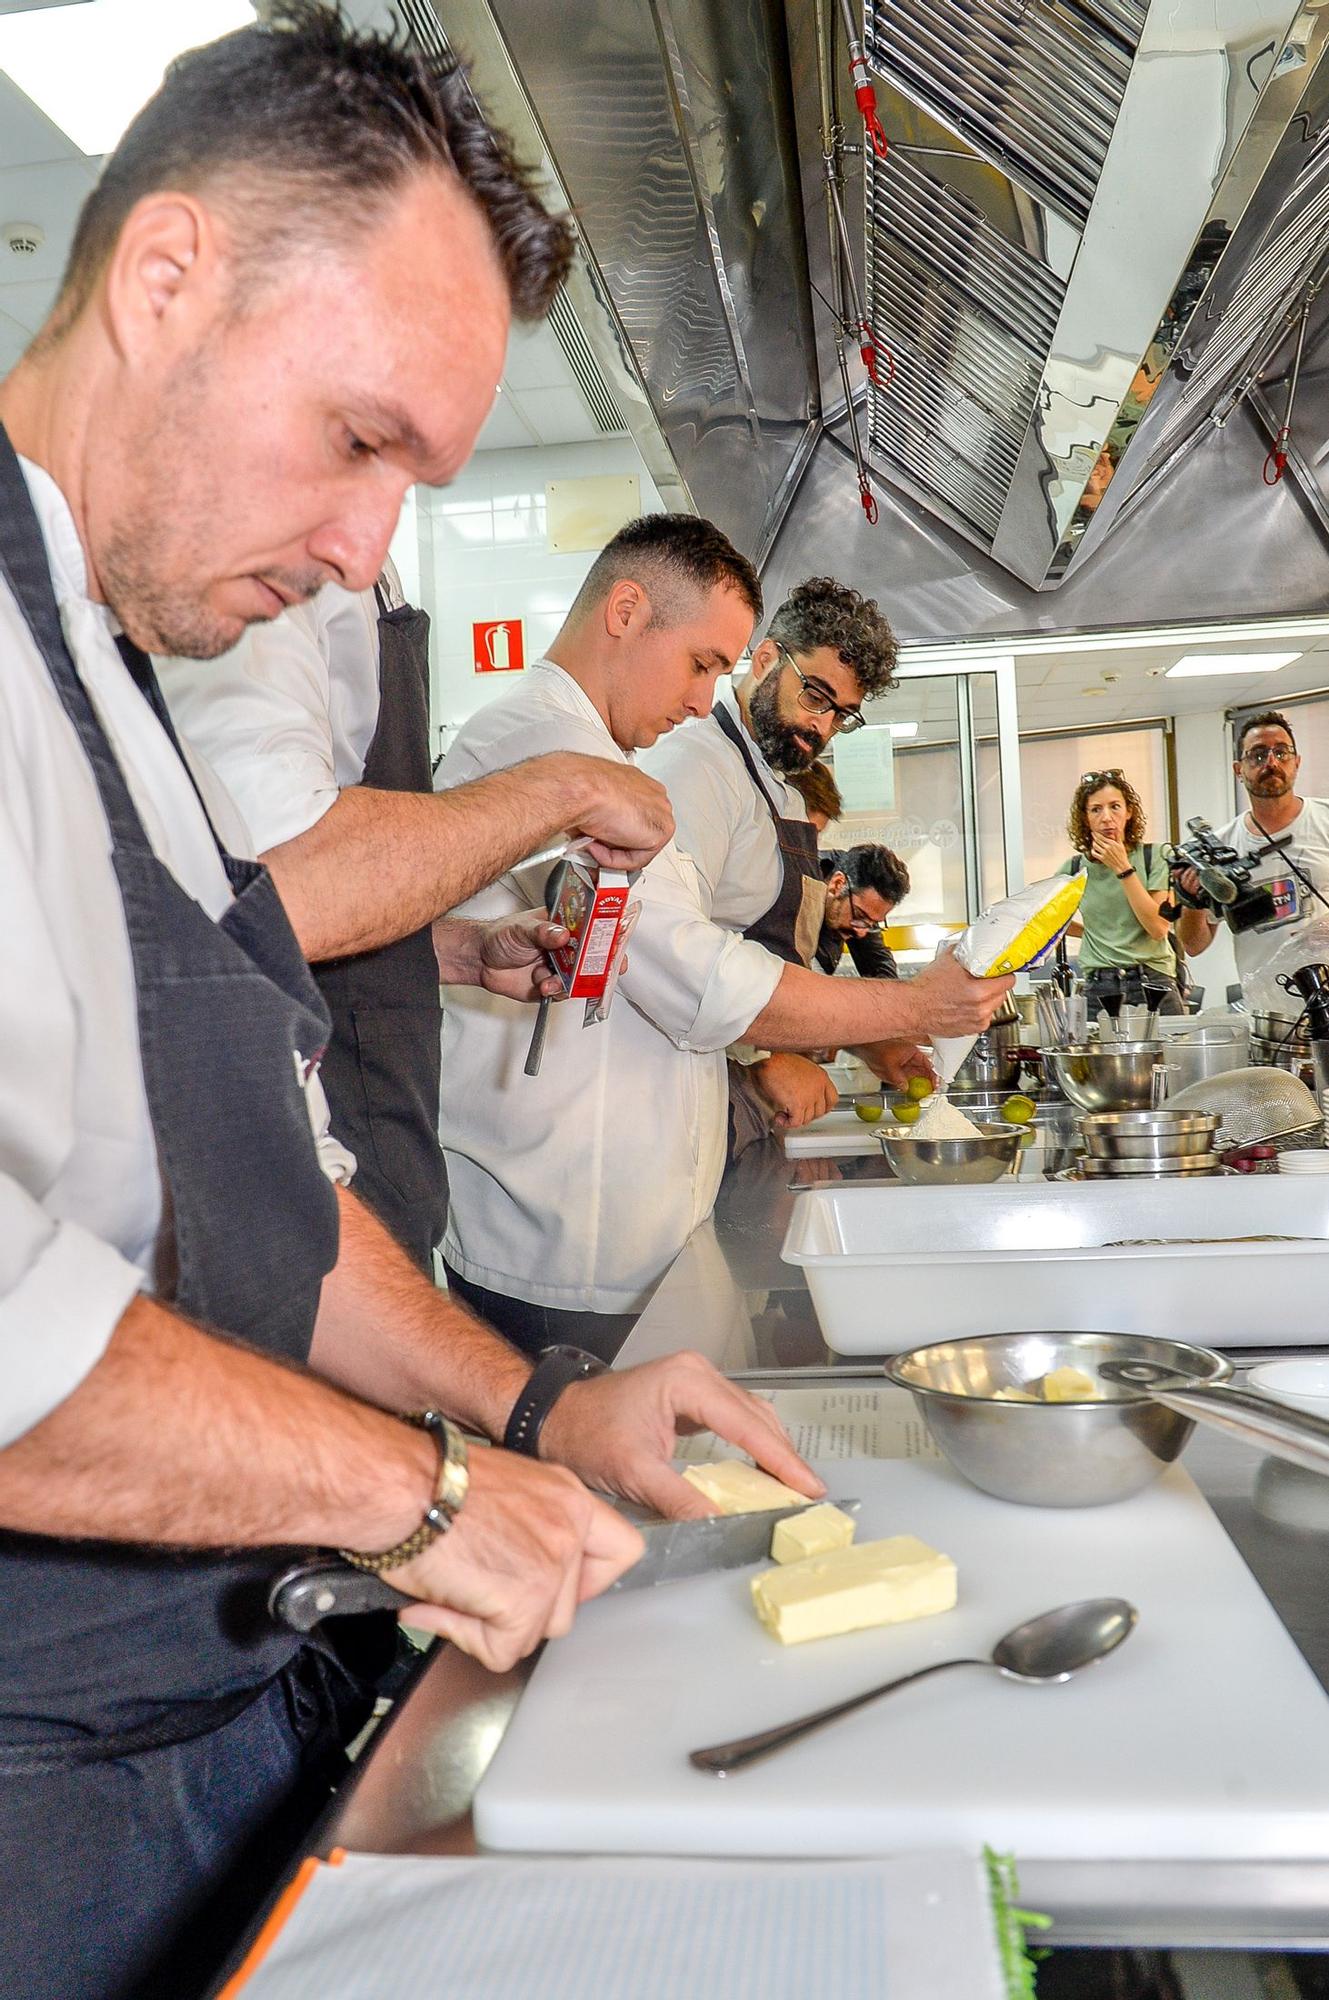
[1058, 768, 1185, 1017]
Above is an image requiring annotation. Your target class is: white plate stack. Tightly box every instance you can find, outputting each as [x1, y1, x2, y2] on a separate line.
[1277, 1149, 1329, 1174]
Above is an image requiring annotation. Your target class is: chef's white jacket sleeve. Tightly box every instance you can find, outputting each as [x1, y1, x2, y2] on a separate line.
[0, 791, 143, 1445]
[157, 595, 347, 853]
[443, 712, 781, 1053]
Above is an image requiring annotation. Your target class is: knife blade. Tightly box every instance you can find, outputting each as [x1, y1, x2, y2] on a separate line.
[268, 1500, 860, 1633]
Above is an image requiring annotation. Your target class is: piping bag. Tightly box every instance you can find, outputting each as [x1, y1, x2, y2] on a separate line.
[929, 874, 1087, 1087]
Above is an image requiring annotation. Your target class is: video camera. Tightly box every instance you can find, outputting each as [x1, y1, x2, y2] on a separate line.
[1162, 818, 1279, 934]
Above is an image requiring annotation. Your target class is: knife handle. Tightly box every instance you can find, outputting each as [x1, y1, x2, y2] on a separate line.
[269, 1560, 414, 1633]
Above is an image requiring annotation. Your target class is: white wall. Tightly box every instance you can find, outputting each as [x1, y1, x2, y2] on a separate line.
[416, 439, 663, 763]
[1172, 707, 1240, 1003]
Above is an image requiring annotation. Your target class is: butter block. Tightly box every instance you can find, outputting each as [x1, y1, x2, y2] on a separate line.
[1039, 1366, 1100, 1403]
[770, 1502, 856, 1565]
[992, 1386, 1039, 1402]
[751, 1535, 957, 1647]
[682, 1460, 808, 1515]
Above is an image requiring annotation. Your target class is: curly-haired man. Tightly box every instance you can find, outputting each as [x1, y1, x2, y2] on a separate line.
[644, 577, 941, 1151]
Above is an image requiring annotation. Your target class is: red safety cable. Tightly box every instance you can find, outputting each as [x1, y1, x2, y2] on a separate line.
[859, 323, 894, 388]
[1263, 432, 1289, 484]
[858, 473, 879, 523]
[847, 47, 889, 159]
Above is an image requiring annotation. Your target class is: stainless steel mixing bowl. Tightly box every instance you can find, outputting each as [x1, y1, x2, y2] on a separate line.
[1081, 1110, 1219, 1160]
[876, 1122, 1022, 1185]
[1047, 1041, 1165, 1112]
[883, 1331, 1232, 1507]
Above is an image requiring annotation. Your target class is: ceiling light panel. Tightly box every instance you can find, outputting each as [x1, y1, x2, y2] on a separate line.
[0, 0, 254, 157]
[1166, 653, 1303, 678]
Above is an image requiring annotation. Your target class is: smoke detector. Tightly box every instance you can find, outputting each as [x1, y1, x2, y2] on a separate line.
[3, 223, 43, 258]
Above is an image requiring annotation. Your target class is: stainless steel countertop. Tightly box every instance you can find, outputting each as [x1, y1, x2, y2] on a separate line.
[321, 1138, 1329, 1953]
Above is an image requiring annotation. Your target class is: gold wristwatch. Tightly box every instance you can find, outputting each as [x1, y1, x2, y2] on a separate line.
[339, 1409, 469, 1575]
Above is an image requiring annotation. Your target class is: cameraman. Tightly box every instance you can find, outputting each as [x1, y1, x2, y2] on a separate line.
[1175, 711, 1329, 993]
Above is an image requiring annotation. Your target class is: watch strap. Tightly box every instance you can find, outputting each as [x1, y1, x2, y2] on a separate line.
[504, 1345, 606, 1457]
[340, 1409, 469, 1575]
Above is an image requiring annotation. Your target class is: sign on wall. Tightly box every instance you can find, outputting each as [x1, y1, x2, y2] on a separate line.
[832, 725, 896, 812]
[473, 618, 525, 675]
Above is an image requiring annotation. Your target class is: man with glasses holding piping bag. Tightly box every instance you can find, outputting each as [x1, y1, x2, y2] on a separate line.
[1176, 711, 1329, 998]
[644, 577, 938, 1154]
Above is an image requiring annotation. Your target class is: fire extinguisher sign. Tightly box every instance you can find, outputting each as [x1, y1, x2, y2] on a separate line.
[473, 618, 525, 675]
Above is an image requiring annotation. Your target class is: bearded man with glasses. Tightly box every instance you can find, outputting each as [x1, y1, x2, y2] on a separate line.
[1176, 709, 1329, 997]
[644, 577, 954, 1154]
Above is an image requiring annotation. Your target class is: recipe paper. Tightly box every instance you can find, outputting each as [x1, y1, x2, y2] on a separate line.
[675, 1384, 942, 1464]
[225, 1849, 1005, 2000]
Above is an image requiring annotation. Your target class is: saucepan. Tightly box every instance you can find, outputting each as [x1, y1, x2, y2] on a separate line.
[884, 1331, 1329, 1508]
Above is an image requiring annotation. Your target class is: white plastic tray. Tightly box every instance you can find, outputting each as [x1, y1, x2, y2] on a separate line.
[781, 1176, 1329, 1353]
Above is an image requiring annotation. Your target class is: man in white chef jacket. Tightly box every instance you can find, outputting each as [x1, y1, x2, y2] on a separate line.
[0, 17, 818, 1997]
[436, 515, 1011, 1356]
[645, 575, 915, 1143]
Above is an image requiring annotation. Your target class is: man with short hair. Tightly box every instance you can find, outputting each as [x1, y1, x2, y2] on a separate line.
[815, 842, 909, 979]
[1176, 709, 1329, 996]
[437, 526, 1010, 1351]
[0, 15, 816, 1993]
[645, 578, 938, 1147]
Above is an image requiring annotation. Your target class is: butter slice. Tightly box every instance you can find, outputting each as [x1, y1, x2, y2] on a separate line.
[1039, 1366, 1100, 1403]
[771, 1502, 856, 1565]
[751, 1535, 957, 1647]
[682, 1460, 808, 1515]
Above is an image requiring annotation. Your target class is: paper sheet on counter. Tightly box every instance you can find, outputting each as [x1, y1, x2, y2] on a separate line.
[675, 1384, 942, 1464]
[225, 1849, 1005, 2000]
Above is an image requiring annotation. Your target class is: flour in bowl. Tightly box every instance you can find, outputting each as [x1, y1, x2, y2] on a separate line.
[913, 1094, 984, 1139]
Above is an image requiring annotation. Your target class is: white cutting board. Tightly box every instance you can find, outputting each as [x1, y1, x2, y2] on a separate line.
[784, 1107, 887, 1156]
[475, 1455, 1329, 1861]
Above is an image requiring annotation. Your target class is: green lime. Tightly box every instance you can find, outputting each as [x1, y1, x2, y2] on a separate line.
[891, 1099, 922, 1125]
[853, 1100, 884, 1124]
[906, 1074, 935, 1102]
[1001, 1094, 1037, 1126]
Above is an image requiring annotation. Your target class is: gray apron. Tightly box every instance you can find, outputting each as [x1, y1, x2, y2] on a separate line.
[314, 583, 445, 1271]
[710, 705, 828, 1160]
[0, 427, 354, 1998]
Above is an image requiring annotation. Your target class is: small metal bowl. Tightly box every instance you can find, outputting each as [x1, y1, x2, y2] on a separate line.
[1048, 1041, 1165, 1112]
[876, 1121, 1022, 1185]
[1077, 1153, 1219, 1178]
[884, 1331, 1232, 1507]
[1081, 1111, 1219, 1161]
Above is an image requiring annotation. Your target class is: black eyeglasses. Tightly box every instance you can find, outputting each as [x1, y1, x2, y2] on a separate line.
[846, 889, 878, 934]
[1241, 744, 1296, 766]
[1080, 767, 1125, 787]
[774, 642, 866, 734]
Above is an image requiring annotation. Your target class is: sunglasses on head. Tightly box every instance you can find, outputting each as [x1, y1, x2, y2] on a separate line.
[1080, 768, 1126, 788]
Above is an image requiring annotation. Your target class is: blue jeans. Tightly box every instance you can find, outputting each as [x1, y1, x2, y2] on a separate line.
[0, 1646, 372, 2000]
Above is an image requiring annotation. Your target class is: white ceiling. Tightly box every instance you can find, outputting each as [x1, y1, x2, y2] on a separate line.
[0, 5, 604, 447]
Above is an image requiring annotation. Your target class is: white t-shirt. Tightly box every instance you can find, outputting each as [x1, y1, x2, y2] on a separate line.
[0, 458, 352, 1448]
[1212, 798, 1329, 991]
[156, 565, 406, 853]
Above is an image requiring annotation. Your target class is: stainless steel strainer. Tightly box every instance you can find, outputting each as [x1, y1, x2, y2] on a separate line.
[1163, 1066, 1322, 1150]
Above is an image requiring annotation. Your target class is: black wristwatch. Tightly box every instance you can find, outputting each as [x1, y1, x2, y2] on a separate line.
[504, 1345, 607, 1457]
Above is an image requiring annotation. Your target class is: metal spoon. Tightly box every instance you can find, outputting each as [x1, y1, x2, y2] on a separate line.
[689, 1596, 1137, 1776]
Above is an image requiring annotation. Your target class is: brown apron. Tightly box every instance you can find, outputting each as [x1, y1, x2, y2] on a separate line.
[710, 704, 827, 1160]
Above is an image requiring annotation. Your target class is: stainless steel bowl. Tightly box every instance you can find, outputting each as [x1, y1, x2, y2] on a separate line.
[1081, 1110, 1219, 1159]
[876, 1121, 1022, 1185]
[884, 1331, 1233, 1506]
[1047, 1041, 1166, 1112]
[1077, 1153, 1219, 1177]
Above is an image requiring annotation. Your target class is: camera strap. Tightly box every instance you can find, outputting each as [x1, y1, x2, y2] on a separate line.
[1245, 810, 1329, 918]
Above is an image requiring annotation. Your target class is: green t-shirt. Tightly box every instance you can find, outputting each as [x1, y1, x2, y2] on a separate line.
[1056, 846, 1174, 977]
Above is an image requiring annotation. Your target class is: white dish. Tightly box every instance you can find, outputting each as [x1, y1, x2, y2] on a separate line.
[781, 1177, 1329, 1353]
[1247, 1358, 1329, 1415]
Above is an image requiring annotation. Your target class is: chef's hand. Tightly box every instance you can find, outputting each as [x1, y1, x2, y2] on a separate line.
[553, 753, 676, 870]
[475, 908, 570, 1003]
[854, 1041, 936, 1092]
[1091, 834, 1131, 876]
[385, 1447, 643, 1672]
[751, 1052, 837, 1129]
[539, 1352, 826, 1521]
[909, 949, 1014, 1036]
